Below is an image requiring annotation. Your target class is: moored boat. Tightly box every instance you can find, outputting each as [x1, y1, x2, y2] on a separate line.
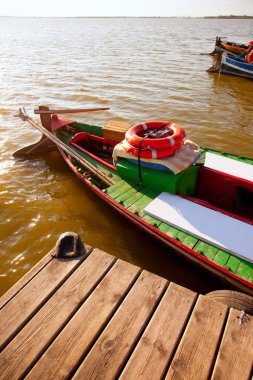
[16, 107, 253, 296]
[208, 50, 253, 80]
[210, 36, 249, 56]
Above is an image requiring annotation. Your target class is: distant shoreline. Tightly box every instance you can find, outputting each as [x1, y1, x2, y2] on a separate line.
[0, 15, 253, 19]
[204, 15, 253, 19]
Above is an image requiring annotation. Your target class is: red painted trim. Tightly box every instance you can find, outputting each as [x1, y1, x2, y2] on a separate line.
[70, 132, 117, 147]
[70, 142, 116, 171]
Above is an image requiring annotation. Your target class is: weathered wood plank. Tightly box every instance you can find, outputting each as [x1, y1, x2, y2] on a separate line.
[72, 270, 168, 380]
[211, 309, 253, 380]
[119, 282, 197, 380]
[0, 249, 116, 379]
[25, 258, 141, 380]
[1, 240, 252, 380]
[165, 295, 228, 380]
[0, 252, 88, 351]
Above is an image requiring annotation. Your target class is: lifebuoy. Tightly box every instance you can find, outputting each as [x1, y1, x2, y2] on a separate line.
[122, 139, 181, 159]
[125, 121, 185, 150]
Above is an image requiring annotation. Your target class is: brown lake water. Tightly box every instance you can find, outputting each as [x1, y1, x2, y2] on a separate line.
[0, 17, 253, 296]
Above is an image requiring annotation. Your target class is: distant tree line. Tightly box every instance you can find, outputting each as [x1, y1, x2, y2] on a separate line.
[204, 15, 253, 19]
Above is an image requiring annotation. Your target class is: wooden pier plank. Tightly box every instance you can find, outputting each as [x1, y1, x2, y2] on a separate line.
[211, 309, 253, 380]
[25, 258, 141, 380]
[165, 295, 228, 380]
[0, 254, 87, 351]
[72, 270, 168, 380]
[0, 244, 252, 380]
[0, 248, 116, 380]
[119, 282, 197, 380]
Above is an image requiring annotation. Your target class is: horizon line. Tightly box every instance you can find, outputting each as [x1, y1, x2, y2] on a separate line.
[0, 15, 253, 18]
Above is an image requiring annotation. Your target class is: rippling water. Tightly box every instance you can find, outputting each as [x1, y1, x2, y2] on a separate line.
[0, 17, 253, 296]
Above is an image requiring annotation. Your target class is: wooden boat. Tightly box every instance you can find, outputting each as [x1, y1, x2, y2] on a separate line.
[210, 36, 248, 56]
[16, 107, 253, 296]
[208, 50, 253, 80]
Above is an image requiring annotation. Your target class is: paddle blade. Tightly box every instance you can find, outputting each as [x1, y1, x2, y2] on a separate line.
[13, 136, 56, 157]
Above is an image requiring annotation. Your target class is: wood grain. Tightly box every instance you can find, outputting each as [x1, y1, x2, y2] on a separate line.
[211, 309, 253, 380]
[72, 270, 168, 380]
[0, 254, 86, 351]
[0, 248, 115, 379]
[25, 258, 140, 379]
[120, 282, 197, 380]
[165, 295, 228, 380]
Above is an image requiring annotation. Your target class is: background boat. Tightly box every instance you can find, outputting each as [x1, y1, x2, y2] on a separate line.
[210, 36, 248, 55]
[208, 50, 253, 79]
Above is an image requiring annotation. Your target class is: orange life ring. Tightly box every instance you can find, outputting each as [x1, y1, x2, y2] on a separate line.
[122, 139, 181, 159]
[125, 121, 185, 150]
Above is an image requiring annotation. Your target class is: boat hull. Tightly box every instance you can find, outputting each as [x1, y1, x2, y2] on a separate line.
[208, 50, 253, 80]
[16, 108, 253, 295]
[221, 56, 253, 79]
[60, 147, 253, 297]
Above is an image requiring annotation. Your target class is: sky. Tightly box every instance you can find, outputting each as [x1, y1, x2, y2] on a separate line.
[0, 0, 252, 17]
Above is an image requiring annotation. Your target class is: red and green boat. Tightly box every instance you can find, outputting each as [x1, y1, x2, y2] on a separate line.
[17, 107, 253, 296]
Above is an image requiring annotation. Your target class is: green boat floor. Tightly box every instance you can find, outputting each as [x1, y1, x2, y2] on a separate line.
[158, 223, 181, 239]
[194, 241, 219, 260]
[212, 250, 230, 267]
[236, 260, 253, 281]
[121, 190, 145, 209]
[176, 231, 198, 248]
[115, 185, 141, 205]
[225, 255, 241, 273]
[104, 180, 136, 198]
[127, 189, 160, 218]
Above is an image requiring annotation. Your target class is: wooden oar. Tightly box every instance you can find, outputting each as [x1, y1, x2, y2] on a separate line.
[34, 107, 110, 115]
[15, 108, 115, 186]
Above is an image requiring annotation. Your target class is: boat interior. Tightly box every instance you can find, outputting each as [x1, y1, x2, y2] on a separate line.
[196, 165, 253, 221]
[59, 123, 253, 224]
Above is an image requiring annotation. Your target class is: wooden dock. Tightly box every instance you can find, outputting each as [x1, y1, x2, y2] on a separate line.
[0, 238, 252, 379]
